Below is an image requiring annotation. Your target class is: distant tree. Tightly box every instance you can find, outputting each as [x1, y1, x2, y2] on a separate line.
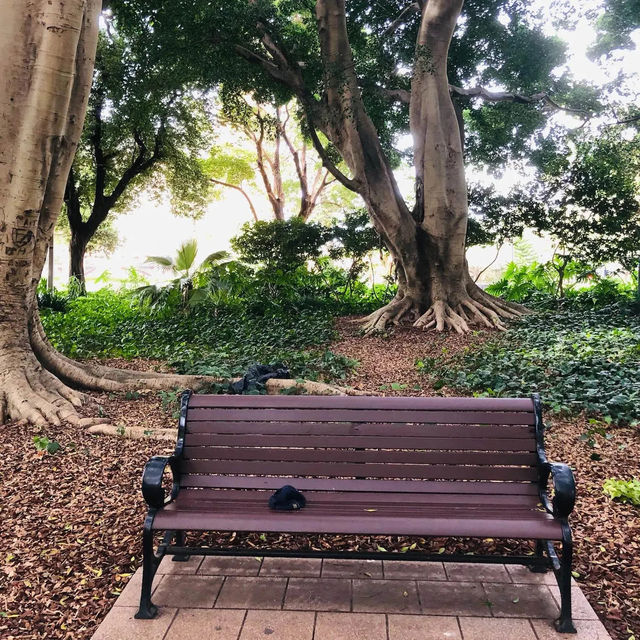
[207, 99, 336, 222]
[63, 29, 215, 292]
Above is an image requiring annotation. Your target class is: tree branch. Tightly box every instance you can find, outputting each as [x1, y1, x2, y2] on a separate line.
[306, 123, 361, 193]
[381, 2, 420, 38]
[210, 178, 259, 222]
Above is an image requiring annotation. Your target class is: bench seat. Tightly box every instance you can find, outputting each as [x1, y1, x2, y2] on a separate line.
[135, 392, 577, 633]
[154, 488, 562, 539]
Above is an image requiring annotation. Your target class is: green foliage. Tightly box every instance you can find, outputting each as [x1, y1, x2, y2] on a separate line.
[37, 280, 69, 312]
[137, 240, 232, 309]
[603, 478, 640, 506]
[427, 301, 640, 424]
[232, 219, 329, 272]
[486, 262, 556, 302]
[40, 289, 357, 383]
[33, 436, 61, 455]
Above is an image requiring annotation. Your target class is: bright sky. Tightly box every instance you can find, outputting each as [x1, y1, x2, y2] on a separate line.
[48, 3, 640, 289]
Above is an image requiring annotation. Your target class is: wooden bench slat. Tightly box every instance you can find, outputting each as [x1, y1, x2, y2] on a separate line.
[187, 394, 535, 411]
[179, 459, 539, 481]
[187, 408, 535, 424]
[184, 421, 535, 438]
[152, 509, 562, 540]
[177, 487, 541, 507]
[183, 433, 537, 451]
[181, 446, 538, 466]
[179, 475, 539, 493]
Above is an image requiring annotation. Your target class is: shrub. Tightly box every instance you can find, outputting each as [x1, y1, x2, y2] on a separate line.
[603, 478, 640, 506]
[427, 302, 640, 424]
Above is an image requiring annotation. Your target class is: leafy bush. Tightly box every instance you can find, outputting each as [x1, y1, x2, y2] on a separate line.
[41, 289, 356, 382]
[486, 262, 556, 302]
[427, 302, 640, 424]
[232, 219, 330, 272]
[603, 478, 640, 506]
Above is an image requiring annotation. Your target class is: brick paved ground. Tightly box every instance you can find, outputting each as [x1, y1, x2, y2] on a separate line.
[91, 557, 611, 640]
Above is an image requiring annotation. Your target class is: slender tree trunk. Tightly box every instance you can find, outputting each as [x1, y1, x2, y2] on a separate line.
[69, 227, 89, 291]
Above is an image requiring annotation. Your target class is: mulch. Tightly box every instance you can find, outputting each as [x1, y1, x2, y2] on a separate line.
[0, 320, 638, 639]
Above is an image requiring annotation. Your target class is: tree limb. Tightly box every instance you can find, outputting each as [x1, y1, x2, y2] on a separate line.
[210, 178, 259, 222]
[381, 2, 420, 38]
[306, 123, 361, 193]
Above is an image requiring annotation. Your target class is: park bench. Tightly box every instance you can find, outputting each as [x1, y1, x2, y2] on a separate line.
[136, 392, 577, 633]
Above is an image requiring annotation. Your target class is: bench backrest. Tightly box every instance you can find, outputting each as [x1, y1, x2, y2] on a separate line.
[178, 394, 540, 496]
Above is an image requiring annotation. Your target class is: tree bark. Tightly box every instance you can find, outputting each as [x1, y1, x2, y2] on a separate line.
[69, 227, 89, 289]
[0, 1, 229, 427]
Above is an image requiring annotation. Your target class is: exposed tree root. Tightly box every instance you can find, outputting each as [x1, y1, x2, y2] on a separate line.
[86, 425, 177, 440]
[0, 314, 370, 428]
[0, 352, 111, 428]
[362, 285, 528, 335]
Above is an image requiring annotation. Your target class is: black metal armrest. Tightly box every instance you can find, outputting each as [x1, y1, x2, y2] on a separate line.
[541, 462, 576, 519]
[141, 456, 179, 509]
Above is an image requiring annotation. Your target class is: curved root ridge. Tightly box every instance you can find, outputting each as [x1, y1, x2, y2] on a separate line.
[1, 364, 109, 428]
[362, 291, 524, 334]
[413, 298, 507, 334]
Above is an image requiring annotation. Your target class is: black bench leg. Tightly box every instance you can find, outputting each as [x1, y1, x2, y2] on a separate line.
[135, 516, 159, 619]
[172, 530, 190, 562]
[530, 540, 548, 573]
[554, 525, 577, 634]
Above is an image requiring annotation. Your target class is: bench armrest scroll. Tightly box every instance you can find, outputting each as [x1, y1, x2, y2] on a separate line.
[142, 456, 179, 509]
[542, 462, 575, 519]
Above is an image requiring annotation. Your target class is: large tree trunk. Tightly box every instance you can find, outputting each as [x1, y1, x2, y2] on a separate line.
[313, 0, 524, 333]
[0, 1, 226, 427]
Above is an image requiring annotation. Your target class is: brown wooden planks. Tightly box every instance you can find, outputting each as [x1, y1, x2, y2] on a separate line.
[184, 422, 534, 438]
[152, 510, 562, 540]
[187, 408, 535, 425]
[178, 475, 539, 494]
[182, 433, 537, 451]
[181, 446, 537, 467]
[179, 459, 538, 481]
[176, 488, 541, 507]
[188, 394, 534, 412]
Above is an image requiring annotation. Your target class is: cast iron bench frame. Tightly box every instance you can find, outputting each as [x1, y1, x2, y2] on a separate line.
[135, 391, 576, 633]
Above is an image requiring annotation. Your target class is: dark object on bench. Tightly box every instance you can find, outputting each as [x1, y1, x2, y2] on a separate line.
[269, 485, 306, 510]
[135, 392, 576, 633]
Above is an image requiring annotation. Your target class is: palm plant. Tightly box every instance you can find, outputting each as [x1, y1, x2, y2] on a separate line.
[136, 239, 231, 308]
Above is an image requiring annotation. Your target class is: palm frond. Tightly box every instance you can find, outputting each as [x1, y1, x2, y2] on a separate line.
[174, 239, 199, 273]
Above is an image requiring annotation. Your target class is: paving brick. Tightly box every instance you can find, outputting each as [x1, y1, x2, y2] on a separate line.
[92, 606, 176, 640]
[530, 618, 612, 639]
[164, 608, 245, 640]
[284, 577, 351, 612]
[482, 582, 559, 619]
[152, 575, 224, 609]
[417, 581, 491, 616]
[199, 556, 262, 576]
[444, 562, 511, 583]
[383, 561, 447, 581]
[547, 586, 600, 620]
[321, 558, 383, 579]
[157, 555, 203, 575]
[239, 610, 315, 640]
[113, 569, 159, 608]
[459, 617, 536, 639]
[260, 557, 322, 577]
[388, 614, 462, 640]
[353, 579, 420, 613]
[314, 612, 387, 640]
[215, 577, 287, 610]
[506, 564, 558, 585]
